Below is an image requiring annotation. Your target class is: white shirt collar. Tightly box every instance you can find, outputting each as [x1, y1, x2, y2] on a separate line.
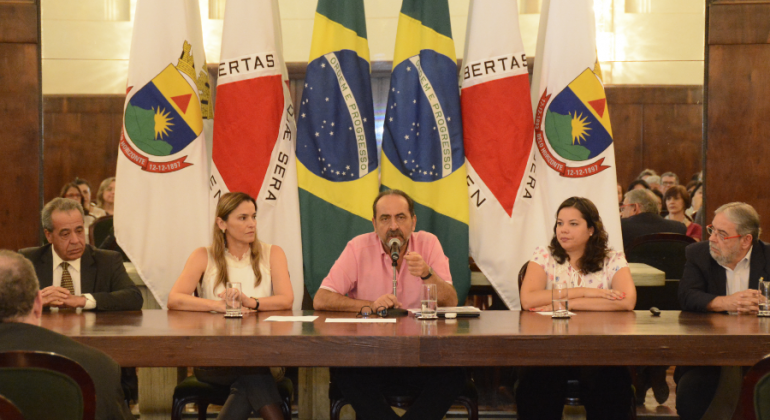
[51, 248, 81, 273]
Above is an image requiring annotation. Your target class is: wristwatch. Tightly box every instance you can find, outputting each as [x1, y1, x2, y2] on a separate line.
[252, 297, 260, 311]
[421, 267, 434, 280]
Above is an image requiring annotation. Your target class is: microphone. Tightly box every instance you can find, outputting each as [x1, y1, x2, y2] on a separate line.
[388, 237, 402, 262]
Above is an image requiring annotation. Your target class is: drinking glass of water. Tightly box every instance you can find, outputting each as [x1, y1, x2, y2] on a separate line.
[225, 282, 243, 318]
[759, 280, 770, 317]
[421, 284, 438, 319]
[552, 282, 569, 318]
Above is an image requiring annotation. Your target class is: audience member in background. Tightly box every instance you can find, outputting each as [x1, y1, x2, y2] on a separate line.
[19, 198, 142, 311]
[687, 182, 703, 218]
[617, 183, 624, 206]
[685, 180, 698, 197]
[637, 168, 657, 179]
[621, 189, 685, 403]
[0, 250, 133, 420]
[61, 182, 96, 244]
[643, 175, 662, 193]
[96, 177, 116, 216]
[664, 186, 702, 241]
[75, 177, 106, 219]
[650, 188, 665, 215]
[627, 179, 651, 192]
[620, 189, 686, 251]
[660, 172, 679, 194]
[168, 192, 291, 420]
[517, 197, 636, 420]
[677, 202, 770, 420]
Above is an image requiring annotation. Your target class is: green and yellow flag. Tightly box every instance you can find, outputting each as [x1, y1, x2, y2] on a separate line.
[381, 0, 470, 302]
[296, 0, 378, 297]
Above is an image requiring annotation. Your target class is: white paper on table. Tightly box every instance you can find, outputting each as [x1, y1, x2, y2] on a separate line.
[325, 318, 397, 323]
[264, 316, 319, 322]
[536, 311, 577, 316]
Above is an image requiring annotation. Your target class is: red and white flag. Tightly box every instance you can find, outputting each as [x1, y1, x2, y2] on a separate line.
[210, 0, 304, 309]
[461, 0, 540, 310]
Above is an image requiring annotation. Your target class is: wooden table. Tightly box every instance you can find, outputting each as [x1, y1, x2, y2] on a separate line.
[40, 309, 770, 419]
[41, 309, 770, 367]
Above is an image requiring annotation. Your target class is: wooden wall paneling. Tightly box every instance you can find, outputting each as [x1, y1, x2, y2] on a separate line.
[0, 1, 41, 250]
[709, 3, 770, 45]
[607, 85, 703, 190]
[608, 104, 644, 191]
[706, 43, 770, 236]
[642, 104, 703, 186]
[42, 95, 123, 206]
[0, 2, 37, 43]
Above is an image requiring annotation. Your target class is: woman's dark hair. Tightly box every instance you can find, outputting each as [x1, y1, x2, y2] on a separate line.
[664, 185, 692, 210]
[548, 197, 610, 274]
[73, 177, 92, 190]
[60, 182, 88, 216]
[627, 179, 650, 191]
[60, 183, 83, 204]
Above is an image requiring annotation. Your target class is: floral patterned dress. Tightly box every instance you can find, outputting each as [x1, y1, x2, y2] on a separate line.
[529, 246, 628, 290]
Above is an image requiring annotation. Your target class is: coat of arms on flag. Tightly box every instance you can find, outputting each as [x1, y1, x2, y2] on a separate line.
[535, 65, 611, 179]
[121, 40, 211, 173]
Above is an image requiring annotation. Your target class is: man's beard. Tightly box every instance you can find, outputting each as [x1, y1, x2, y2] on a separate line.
[710, 243, 738, 267]
[387, 229, 404, 242]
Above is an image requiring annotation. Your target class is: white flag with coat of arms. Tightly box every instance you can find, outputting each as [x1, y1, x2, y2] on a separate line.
[115, 0, 213, 308]
[528, 0, 623, 256]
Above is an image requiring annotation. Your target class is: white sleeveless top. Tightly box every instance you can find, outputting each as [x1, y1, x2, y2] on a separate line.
[198, 242, 273, 300]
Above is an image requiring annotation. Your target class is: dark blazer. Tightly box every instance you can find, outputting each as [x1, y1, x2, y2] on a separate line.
[678, 240, 770, 312]
[19, 244, 143, 311]
[620, 212, 687, 250]
[0, 322, 133, 420]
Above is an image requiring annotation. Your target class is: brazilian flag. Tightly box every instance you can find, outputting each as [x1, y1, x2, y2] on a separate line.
[296, 0, 378, 297]
[381, 0, 470, 303]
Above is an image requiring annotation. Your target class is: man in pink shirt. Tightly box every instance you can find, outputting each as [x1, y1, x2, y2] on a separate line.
[314, 190, 458, 311]
[314, 189, 465, 420]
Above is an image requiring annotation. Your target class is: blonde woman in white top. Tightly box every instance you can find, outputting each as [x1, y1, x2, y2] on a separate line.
[168, 192, 293, 420]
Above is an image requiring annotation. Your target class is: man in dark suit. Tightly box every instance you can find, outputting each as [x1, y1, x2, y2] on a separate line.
[0, 250, 134, 420]
[620, 188, 686, 250]
[676, 202, 770, 420]
[19, 197, 142, 311]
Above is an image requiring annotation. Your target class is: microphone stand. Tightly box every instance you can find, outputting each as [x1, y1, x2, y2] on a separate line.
[389, 256, 408, 317]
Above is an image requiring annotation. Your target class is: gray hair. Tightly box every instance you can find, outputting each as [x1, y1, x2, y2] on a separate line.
[41, 197, 84, 232]
[0, 250, 39, 321]
[715, 202, 761, 244]
[624, 189, 659, 214]
[644, 175, 661, 186]
[661, 172, 679, 184]
[637, 169, 657, 179]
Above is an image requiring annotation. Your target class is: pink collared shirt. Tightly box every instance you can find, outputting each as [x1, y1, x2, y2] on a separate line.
[319, 231, 452, 309]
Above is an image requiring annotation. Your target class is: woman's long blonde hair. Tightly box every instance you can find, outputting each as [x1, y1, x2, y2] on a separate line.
[96, 177, 115, 208]
[211, 192, 262, 291]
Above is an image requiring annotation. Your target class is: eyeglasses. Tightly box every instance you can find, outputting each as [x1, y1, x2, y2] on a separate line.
[706, 225, 742, 242]
[619, 203, 637, 211]
[357, 306, 388, 318]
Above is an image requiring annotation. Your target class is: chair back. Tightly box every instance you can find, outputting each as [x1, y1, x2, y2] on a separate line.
[89, 216, 113, 248]
[0, 395, 25, 420]
[0, 351, 96, 420]
[733, 354, 770, 420]
[625, 233, 695, 279]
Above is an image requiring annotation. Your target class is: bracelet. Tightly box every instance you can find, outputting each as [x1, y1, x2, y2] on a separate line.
[252, 297, 260, 310]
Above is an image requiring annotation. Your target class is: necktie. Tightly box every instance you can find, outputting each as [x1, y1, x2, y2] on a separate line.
[61, 262, 75, 295]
